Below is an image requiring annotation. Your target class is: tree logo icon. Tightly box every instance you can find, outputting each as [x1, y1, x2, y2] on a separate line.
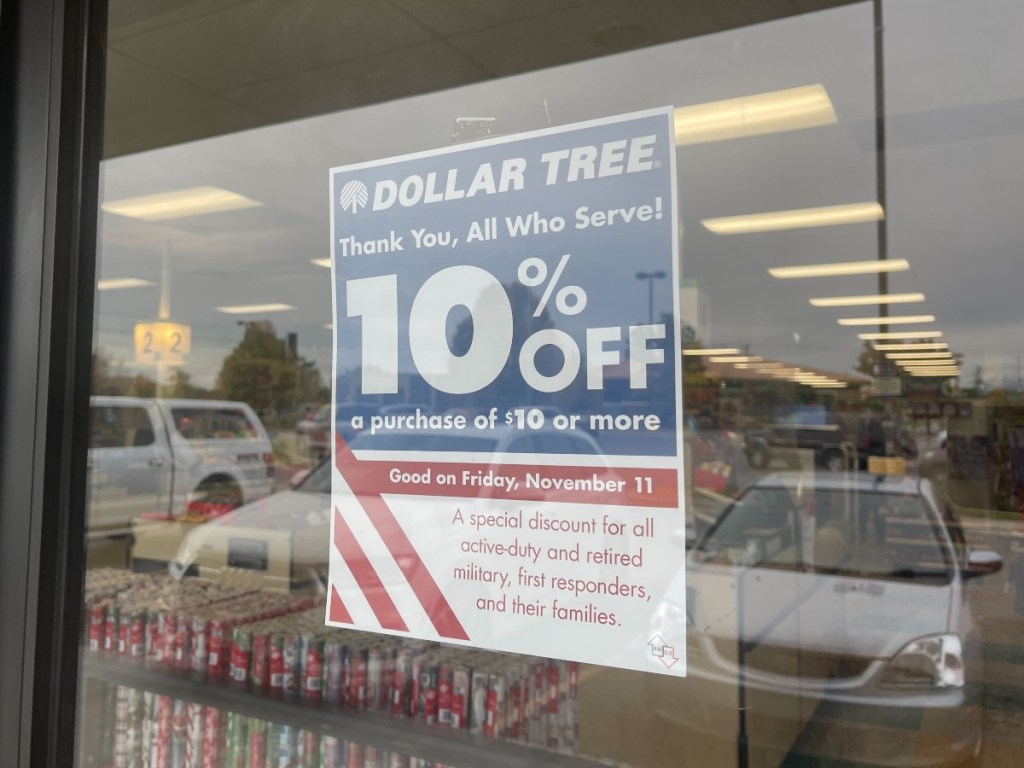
[339, 180, 369, 214]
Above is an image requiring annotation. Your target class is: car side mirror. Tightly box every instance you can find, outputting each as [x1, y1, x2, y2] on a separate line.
[289, 467, 311, 489]
[964, 549, 1002, 579]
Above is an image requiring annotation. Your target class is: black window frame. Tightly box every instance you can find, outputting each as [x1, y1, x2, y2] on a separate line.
[0, 1, 107, 767]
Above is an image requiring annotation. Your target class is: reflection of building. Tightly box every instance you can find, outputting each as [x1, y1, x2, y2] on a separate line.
[679, 280, 710, 344]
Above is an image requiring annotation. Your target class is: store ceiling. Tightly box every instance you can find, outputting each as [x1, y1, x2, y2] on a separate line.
[104, 0, 860, 157]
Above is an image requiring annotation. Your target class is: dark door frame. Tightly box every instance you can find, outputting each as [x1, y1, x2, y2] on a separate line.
[0, 0, 107, 766]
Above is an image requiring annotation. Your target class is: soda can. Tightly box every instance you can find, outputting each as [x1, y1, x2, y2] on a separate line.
[88, 603, 106, 652]
[325, 642, 345, 705]
[568, 661, 579, 699]
[282, 634, 299, 696]
[469, 670, 488, 735]
[547, 664, 560, 714]
[226, 711, 249, 768]
[300, 729, 320, 768]
[191, 617, 209, 676]
[419, 662, 439, 724]
[185, 701, 203, 768]
[113, 685, 129, 768]
[117, 608, 130, 656]
[485, 673, 506, 738]
[391, 649, 412, 716]
[269, 634, 286, 696]
[436, 665, 453, 725]
[247, 718, 266, 768]
[207, 620, 230, 682]
[229, 627, 251, 685]
[345, 742, 363, 768]
[142, 691, 155, 766]
[201, 706, 223, 768]
[363, 745, 380, 768]
[173, 614, 190, 671]
[155, 695, 173, 768]
[321, 735, 342, 768]
[348, 647, 367, 709]
[171, 698, 188, 768]
[158, 613, 176, 667]
[276, 724, 298, 768]
[381, 651, 395, 711]
[104, 604, 120, 654]
[388, 753, 410, 768]
[146, 609, 161, 661]
[128, 610, 147, 659]
[450, 666, 470, 729]
[304, 638, 325, 702]
[507, 679, 522, 739]
[251, 630, 270, 692]
[366, 648, 383, 710]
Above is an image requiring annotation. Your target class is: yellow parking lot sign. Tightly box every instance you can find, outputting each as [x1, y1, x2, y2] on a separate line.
[134, 321, 191, 364]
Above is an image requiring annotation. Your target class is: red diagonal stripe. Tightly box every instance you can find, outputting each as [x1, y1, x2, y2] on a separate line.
[333, 506, 408, 632]
[329, 585, 353, 624]
[336, 434, 469, 641]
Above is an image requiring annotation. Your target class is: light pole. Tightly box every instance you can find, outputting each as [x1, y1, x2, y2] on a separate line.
[635, 270, 666, 325]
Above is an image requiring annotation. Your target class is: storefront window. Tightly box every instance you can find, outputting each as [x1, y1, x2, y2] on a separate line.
[76, 1, 1024, 766]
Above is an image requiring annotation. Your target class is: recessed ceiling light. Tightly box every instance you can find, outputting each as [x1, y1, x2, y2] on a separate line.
[810, 293, 924, 307]
[769, 259, 909, 279]
[703, 202, 883, 235]
[97, 277, 155, 291]
[886, 352, 953, 360]
[857, 330, 943, 340]
[683, 348, 741, 356]
[311, 258, 332, 269]
[674, 84, 837, 146]
[215, 303, 295, 314]
[873, 342, 948, 351]
[838, 315, 935, 326]
[709, 356, 762, 363]
[102, 186, 262, 221]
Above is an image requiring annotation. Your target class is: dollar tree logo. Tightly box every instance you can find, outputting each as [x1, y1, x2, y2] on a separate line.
[339, 180, 369, 214]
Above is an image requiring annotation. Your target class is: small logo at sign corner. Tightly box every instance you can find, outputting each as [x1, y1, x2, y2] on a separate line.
[339, 180, 369, 214]
[647, 634, 679, 669]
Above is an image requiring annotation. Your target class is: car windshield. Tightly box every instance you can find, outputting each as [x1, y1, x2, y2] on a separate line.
[296, 458, 332, 494]
[695, 486, 952, 583]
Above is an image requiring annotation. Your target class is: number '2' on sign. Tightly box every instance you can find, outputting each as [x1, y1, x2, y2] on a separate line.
[134, 321, 192, 365]
[347, 254, 666, 396]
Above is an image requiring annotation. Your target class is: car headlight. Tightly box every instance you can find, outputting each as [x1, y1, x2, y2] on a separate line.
[880, 634, 964, 689]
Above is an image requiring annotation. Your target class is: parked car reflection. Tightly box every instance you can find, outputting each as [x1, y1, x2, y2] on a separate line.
[650, 471, 1001, 768]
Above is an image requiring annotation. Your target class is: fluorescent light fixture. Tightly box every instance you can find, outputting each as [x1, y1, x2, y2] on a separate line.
[910, 371, 959, 377]
[674, 84, 837, 145]
[97, 277, 155, 291]
[102, 186, 262, 221]
[311, 258, 332, 269]
[215, 303, 295, 314]
[838, 315, 935, 326]
[683, 348, 741, 356]
[709, 356, 762, 363]
[886, 352, 953, 360]
[873, 342, 948, 351]
[810, 292, 924, 307]
[811, 383, 848, 388]
[857, 330, 943, 341]
[703, 202, 883, 235]
[769, 259, 909, 280]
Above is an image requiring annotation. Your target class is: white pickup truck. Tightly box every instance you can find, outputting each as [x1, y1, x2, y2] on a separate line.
[87, 397, 275, 533]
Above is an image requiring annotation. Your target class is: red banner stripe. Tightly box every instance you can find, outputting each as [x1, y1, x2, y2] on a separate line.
[336, 434, 470, 641]
[332, 507, 409, 632]
[329, 585, 354, 624]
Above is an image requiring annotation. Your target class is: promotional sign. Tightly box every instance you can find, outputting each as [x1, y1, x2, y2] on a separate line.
[134, 320, 191, 365]
[328, 109, 685, 675]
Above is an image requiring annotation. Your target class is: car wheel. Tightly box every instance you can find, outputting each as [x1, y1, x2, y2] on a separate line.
[193, 478, 243, 510]
[822, 449, 845, 472]
[747, 446, 769, 469]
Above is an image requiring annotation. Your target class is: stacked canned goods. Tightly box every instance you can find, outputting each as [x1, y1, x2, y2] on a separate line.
[98, 684, 458, 768]
[219, 608, 580, 753]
